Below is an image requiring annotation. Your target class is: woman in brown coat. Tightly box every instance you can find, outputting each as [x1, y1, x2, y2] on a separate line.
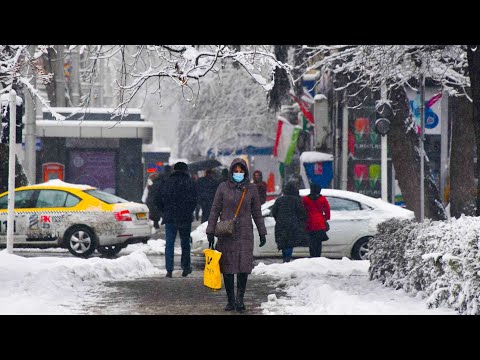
[206, 158, 267, 312]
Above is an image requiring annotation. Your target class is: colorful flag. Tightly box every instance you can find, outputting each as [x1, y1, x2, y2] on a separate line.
[290, 88, 314, 124]
[274, 116, 302, 165]
[301, 113, 313, 132]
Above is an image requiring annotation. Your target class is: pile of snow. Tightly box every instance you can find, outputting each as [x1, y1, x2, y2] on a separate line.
[121, 238, 182, 255]
[253, 257, 455, 315]
[300, 151, 333, 163]
[369, 216, 480, 315]
[0, 249, 160, 314]
[29, 179, 94, 190]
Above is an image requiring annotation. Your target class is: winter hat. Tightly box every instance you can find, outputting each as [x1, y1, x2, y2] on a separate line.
[174, 161, 188, 172]
[283, 181, 299, 196]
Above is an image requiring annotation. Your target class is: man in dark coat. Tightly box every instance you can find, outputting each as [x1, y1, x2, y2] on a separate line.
[146, 165, 172, 230]
[271, 181, 309, 263]
[155, 162, 197, 278]
[196, 169, 220, 223]
[252, 170, 267, 204]
[206, 158, 267, 312]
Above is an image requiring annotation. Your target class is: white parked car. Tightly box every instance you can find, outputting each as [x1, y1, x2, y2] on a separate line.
[191, 188, 414, 260]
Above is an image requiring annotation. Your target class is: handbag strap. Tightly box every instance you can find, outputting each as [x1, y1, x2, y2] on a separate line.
[233, 188, 247, 219]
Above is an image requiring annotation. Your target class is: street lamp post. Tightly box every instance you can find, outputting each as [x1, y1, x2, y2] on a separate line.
[7, 90, 17, 254]
[376, 84, 391, 202]
[419, 75, 425, 222]
[375, 116, 391, 201]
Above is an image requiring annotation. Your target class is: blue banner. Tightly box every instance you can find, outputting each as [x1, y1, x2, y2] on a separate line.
[304, 161, 333, 188]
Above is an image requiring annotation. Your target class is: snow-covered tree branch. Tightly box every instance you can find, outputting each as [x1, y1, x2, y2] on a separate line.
[296, 45, 473, 221]
[300, 45, 468, 97]
[77, 45, 291, 118]
[1, 45, 291, 121]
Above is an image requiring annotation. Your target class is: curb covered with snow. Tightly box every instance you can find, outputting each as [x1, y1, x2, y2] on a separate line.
[0, 250, 160, 314]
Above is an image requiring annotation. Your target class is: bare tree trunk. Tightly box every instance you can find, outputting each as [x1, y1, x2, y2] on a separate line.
[0, 144, 29, 194]
[466, 46, 480, 216]
[43, 48, 57, 107]
[389, 86, 446, 221]
[450, 93, 476, 217]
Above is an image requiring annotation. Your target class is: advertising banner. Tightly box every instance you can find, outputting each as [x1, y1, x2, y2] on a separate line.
[68, 150, 116, 194]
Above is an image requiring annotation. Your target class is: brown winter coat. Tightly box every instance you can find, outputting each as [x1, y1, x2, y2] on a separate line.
[206, 158, 267, 274]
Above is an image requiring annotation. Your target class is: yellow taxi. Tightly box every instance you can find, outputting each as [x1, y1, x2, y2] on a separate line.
[0, 180, 152, 257]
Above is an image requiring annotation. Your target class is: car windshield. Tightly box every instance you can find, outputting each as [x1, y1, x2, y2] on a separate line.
[83, 189, 129, 204]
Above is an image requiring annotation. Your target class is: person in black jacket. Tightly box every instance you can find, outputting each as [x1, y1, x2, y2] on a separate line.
[270, 181, 309, 263]
[196, 169, 220, 223]
[145, 165, 172, 230]
[143, 171, 161, 229]
[155, 162, 197, 278]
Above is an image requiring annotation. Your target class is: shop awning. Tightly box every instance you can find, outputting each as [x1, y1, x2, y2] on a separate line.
[35, 120, 153, 144]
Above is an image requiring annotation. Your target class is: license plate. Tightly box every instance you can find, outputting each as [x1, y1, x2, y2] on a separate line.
[136, 212, 147, 220]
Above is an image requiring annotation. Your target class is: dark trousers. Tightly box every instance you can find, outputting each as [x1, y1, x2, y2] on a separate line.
[200, 202, 212, 223]
[200, 207, 211, 223]
[165, 223, 192, 272]
[282, 248, 293, 262]
[308, 231, 325, 257]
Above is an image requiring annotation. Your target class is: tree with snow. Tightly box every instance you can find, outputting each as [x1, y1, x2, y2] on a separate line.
[0, 45, 290, 191]
[292, 45, 477, 221]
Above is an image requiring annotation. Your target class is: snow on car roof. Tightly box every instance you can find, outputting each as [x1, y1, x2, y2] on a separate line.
[263, 188, 414, 218]
[27, 179, 95, 190]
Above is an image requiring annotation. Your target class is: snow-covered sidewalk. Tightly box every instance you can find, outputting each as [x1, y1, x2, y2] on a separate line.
[1, 241, 458, 315]
[253, 257, 457, 315]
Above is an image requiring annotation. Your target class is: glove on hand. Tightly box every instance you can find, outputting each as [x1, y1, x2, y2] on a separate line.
[259, 235, 266, 247]
[207, 233, 215, 247]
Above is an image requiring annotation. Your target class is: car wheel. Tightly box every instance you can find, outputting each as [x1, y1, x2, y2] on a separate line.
[351, 236, 371, 260]
[64, 225, 97, 258]
[97, 244, 124, 257]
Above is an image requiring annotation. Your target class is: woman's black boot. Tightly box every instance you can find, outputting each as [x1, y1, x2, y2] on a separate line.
[235, 273, 248, 312]
[223, 274, 235, 311]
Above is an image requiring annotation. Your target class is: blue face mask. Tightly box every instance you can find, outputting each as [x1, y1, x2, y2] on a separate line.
[232, 172, 245, 182]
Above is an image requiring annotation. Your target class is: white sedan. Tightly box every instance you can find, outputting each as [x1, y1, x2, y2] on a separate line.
[191, 188, 414, 260]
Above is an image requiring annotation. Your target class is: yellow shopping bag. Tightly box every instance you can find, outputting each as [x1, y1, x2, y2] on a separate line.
[203, 248, 222, 291]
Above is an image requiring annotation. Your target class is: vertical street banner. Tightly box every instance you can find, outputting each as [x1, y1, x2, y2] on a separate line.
[274, 116, 302, 166]
[405, 87, 442, 135]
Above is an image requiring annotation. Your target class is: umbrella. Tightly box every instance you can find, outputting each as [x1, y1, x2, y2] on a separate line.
[187, 159, 222, 173]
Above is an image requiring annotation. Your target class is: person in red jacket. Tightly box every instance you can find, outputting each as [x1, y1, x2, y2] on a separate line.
[302, 183, 331, 257]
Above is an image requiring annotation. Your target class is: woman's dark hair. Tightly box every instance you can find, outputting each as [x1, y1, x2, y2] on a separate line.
[233, 163, 246, 172]
[310, 183, 322, 195]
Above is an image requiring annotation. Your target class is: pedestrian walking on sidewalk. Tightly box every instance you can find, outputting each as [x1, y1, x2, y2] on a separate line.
[156, 162, 197, 278]
[302, 183, 330, 258]
[206, 158, 267, 312]
[271, 181, 309, 263]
